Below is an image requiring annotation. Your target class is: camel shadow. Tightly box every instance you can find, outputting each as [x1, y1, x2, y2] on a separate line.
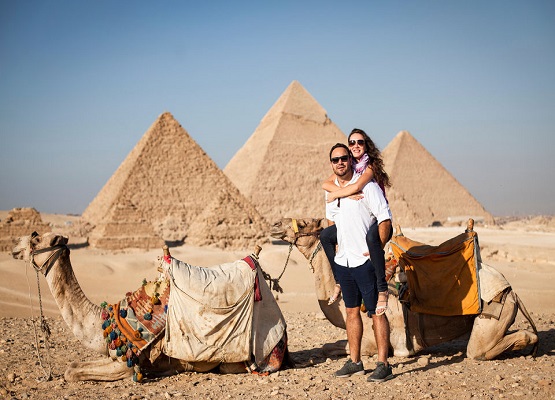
[286, 347, 339, 369]
[534, 328, 555, 357]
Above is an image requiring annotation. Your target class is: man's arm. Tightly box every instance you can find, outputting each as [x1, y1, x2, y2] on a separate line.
[378, 219, 392, 248]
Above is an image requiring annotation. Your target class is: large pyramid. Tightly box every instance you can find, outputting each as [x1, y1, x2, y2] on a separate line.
[224, 81, 347, 223]
[82, 112, 268, 250]
[382, 131, 494, 227]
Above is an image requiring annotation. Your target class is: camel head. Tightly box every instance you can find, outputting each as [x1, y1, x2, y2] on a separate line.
[270, 218, 326, 248]
[12, 231, 69, 275]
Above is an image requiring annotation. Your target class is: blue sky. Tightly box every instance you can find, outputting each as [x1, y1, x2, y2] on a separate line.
[1, 1, 553, 216]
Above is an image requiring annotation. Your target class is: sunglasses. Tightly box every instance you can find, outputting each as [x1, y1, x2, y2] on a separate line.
[348, 139, 365, 146]
[330, 155, 350, 164]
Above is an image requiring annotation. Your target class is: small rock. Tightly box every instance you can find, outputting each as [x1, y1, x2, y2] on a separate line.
[164, 392, 172, 399]
[495, 374, 503, 381]
[417, 357, 429, 367]
[7, 372, 16, 383]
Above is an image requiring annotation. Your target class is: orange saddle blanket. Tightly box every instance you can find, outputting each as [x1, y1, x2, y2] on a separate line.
[390, 230, 481, 317]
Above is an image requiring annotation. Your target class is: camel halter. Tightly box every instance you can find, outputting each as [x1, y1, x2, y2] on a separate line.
[278, 219, 323, 279]
[30, 243, 67, 277]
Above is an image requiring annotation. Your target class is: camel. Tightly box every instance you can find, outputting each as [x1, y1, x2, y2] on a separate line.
[12, 231, 287, 381]
[270, 218, 539, 360]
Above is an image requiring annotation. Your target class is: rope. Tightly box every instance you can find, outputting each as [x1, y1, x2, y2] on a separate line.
[260, 244, 293, 294]
[307, 242, 322, 272]
[25, 261, 53, 381]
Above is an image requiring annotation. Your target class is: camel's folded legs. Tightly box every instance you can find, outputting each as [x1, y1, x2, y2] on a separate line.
[467, 291, 538, 360]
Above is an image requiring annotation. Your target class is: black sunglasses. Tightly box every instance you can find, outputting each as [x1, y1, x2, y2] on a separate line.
[330, 155, 350, 164]
[348, 139, 365, 146]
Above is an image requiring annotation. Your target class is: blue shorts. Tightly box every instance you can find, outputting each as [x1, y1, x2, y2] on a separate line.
[334, 259, 378, 315]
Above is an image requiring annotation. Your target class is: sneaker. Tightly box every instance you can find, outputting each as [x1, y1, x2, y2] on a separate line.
[334, 359, 365, 378]
[367, 361, 393, 382]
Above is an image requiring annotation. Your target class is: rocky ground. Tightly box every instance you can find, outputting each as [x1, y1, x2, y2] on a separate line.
[0, 311, 553, 400]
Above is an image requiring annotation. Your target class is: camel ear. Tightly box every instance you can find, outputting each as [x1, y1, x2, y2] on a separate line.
[30, 231, 40, 245]
[317, 218, 327, 231]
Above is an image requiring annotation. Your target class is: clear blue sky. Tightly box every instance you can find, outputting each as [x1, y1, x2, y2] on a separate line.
[1, 1, 554, 216]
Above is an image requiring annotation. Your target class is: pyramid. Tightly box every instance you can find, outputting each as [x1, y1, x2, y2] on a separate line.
[382, 131, 495, 227]
[82, 112, 268, 250]
[224, 81, 347, 223]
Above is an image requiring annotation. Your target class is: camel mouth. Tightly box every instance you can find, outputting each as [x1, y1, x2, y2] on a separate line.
[269, 223, 286, 239]
[11, 236, 30, 260]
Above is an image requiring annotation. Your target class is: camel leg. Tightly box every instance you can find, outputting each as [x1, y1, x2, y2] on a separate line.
[64, 358, 133, 381]
[467, 290, 538, 360]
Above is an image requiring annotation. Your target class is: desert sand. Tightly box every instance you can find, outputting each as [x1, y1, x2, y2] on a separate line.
[0, 213, 554, 398]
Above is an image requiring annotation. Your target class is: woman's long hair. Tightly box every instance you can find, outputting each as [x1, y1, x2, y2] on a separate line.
[349, 128, 391, 188]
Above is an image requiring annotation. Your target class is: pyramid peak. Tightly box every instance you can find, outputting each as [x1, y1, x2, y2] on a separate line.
[261, 80, 329, 125]
[396, 130, 412, 139]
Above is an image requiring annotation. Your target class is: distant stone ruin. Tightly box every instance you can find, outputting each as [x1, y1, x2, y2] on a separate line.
[0, 208, 51, 252]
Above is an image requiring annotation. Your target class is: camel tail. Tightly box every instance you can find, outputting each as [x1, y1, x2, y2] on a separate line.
[514, 291, 539, 357]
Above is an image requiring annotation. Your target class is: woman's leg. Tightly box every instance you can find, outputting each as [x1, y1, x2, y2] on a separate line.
[320, 224, 338, 281]
[366, 222, 388, 293]
[320, 224, 341, 304]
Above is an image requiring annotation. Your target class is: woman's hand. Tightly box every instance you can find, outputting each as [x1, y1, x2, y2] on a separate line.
[348, 193, 364, 201]
[326, 192, 339, 203]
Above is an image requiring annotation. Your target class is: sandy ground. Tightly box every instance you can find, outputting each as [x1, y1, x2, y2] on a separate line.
[0, 214, 554, 398]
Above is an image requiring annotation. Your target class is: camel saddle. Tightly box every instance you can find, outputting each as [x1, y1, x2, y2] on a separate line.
[162, 255, 286, 366]
[390, 230, 482, 317]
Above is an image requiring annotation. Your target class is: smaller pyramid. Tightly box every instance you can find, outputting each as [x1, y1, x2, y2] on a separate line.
[0, 208, 51, 251]
[382, 131, 494, 227]
[224, 81, 347, 223]
[82, 112, 268, 250]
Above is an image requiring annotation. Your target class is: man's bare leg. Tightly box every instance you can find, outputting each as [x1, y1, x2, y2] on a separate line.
[334, 306, 366, 377]
[346, 307, 363, 362]
[371, 313, 390, 364]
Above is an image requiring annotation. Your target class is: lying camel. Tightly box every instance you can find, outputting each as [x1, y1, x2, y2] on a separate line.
[12, 232, 286, 381]
[270, 218, 539, 360]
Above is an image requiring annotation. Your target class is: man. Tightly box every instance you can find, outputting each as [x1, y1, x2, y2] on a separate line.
[325, 143, 393, 382]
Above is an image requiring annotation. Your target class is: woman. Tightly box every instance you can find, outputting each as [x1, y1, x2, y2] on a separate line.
[321, 128, 392, 315]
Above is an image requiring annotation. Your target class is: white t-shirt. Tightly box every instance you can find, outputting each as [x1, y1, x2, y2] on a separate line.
[325, 174, 391, 268]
